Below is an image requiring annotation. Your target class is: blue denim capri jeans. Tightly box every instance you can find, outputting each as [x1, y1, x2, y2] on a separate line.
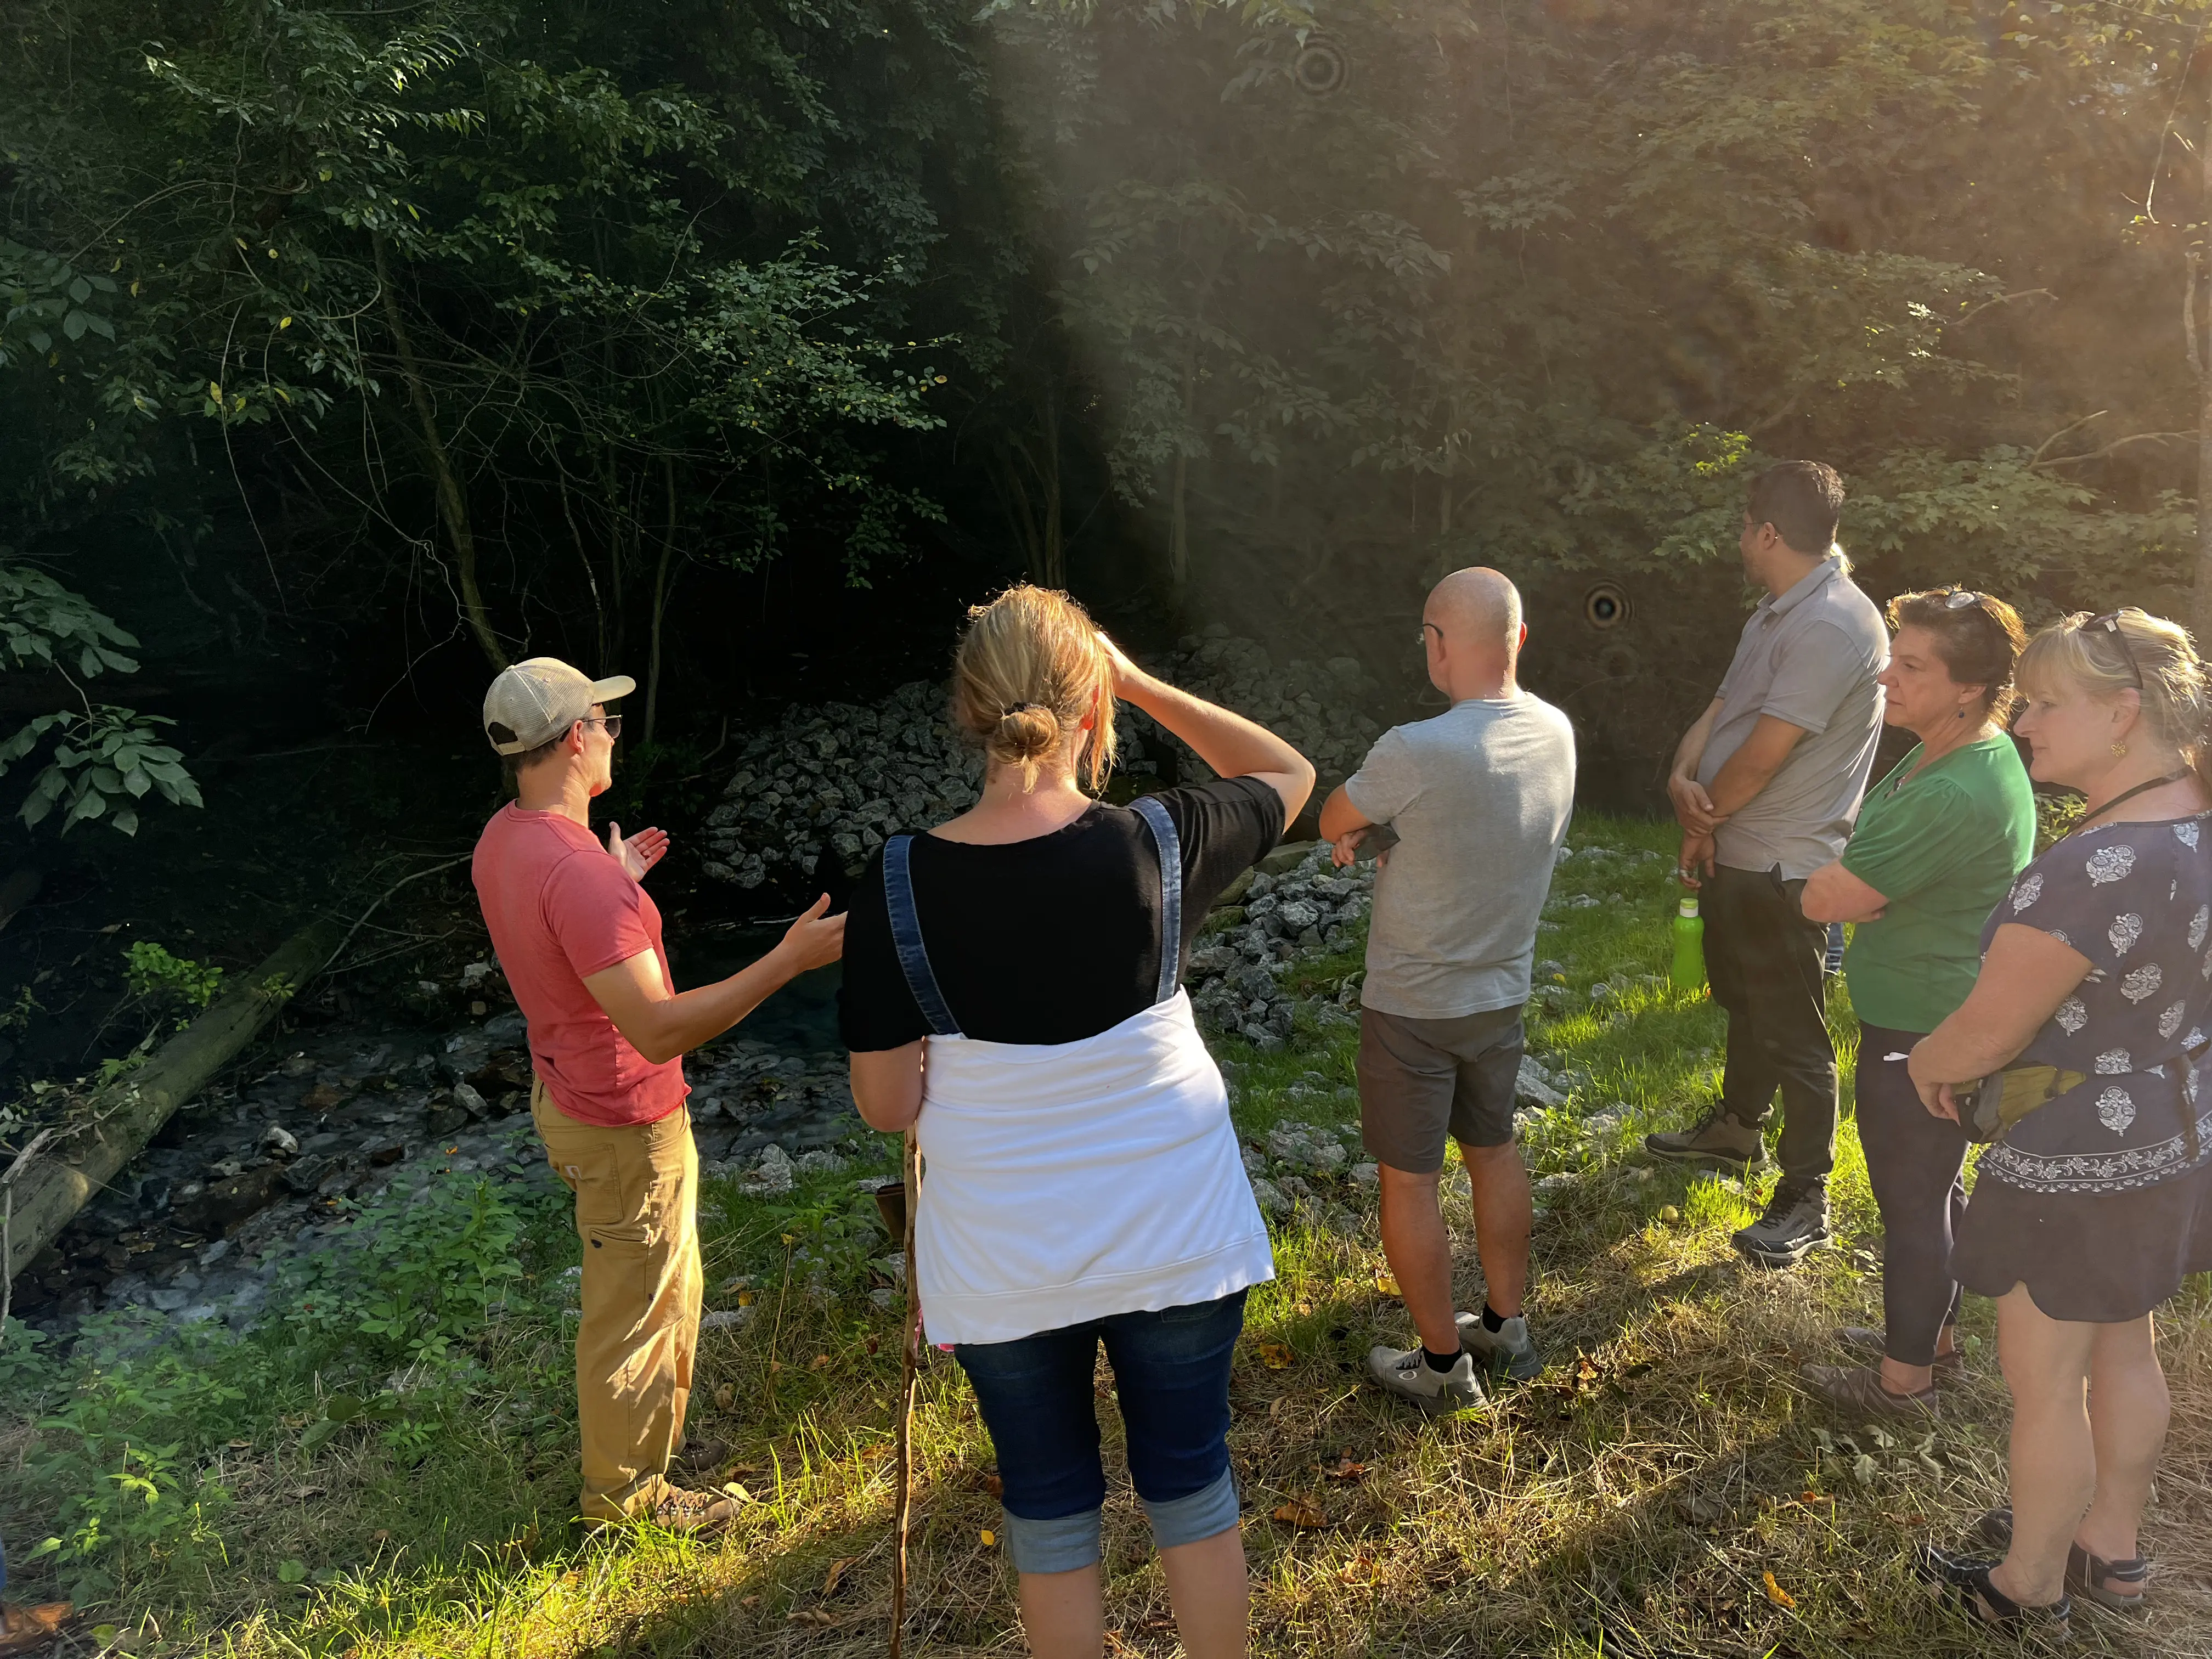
[953, 1288, 1248, 1575]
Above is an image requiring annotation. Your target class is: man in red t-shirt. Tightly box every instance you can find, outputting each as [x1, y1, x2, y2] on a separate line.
[472, 657, 843, 1530]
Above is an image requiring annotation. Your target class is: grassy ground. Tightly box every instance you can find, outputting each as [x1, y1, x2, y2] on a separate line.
[7, 814, 2212, 1656]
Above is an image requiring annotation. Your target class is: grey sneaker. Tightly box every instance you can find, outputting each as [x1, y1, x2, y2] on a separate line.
[1644, 1107, 1763, 1170]
[1732, 1177, 1830, 1267]
[1366, 1343, 1483, 1414]
[1456, 1311, 1544, 1381]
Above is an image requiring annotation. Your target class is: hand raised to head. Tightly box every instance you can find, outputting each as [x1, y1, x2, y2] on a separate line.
[606, 822, 670, 883]
[1094, 629, 1146, 697]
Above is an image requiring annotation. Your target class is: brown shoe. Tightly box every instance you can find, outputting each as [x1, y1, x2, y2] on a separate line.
[1801, 1361, 1940, 1421]
[636, 1483, 741, 1533]
[0, 1601, 73, 1655]
[582, 1482, 740, 1534]
[1836, 1325, 1966, 1375]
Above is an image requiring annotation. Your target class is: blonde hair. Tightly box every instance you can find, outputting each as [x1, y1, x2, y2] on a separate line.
[951, 585, 1116, 793]
[2019, 607, 2212, 790]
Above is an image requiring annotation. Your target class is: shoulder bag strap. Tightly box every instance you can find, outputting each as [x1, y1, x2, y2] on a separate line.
[1131, 794, 1184, 1004]
[883, 836, 961, 1038]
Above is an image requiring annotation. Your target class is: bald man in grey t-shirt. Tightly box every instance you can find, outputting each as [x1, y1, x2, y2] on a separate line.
[1319, 568, 1576, 1411]
[1648, 461, 1887, 1270]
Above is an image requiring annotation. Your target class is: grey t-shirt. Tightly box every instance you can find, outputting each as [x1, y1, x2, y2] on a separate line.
[1696, 558, 1888, 880]
[1344, 693, 1577, 1020]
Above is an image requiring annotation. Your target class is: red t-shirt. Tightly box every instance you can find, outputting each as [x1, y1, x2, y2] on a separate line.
[471, 804, 687, 1127]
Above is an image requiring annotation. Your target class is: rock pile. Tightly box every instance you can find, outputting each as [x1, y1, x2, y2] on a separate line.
[1125, 627, 1386, 791]
[698, 630, 1387, 891]
[1239, 1116, 1374, 1223]
[698, 681, 984, 890]
[1186, 842, 1374, 1050]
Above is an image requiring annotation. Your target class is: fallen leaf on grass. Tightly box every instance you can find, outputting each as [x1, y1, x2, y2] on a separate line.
[1272, 1496, 1327, 1528]
[1259, 1341, 1294, 1370]
[1762, 1570, 1797, 1610]
[810, 1352, 832, 1369]
[722, 1482, 754, 1502]
[289, 1485, 327, 1499]
[714, 1384, 736, 1409]
[821, 1556, 859, 1596]
[985, 1473, 1004, 1497]
[980, 1528, 997, 1547]
[1321, 1455, 1369, 1482]
[1374, 1273, 1401, 1299]
[788, 1609, 839, 1628]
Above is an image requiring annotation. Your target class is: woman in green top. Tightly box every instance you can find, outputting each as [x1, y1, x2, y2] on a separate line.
[1798, 588, 2036, 1418]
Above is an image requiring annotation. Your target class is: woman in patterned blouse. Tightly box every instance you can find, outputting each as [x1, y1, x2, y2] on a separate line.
[1906, 607, 2212, 1633]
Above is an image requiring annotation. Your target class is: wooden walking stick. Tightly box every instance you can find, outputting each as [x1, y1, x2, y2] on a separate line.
[890, 1126, 921, 1659]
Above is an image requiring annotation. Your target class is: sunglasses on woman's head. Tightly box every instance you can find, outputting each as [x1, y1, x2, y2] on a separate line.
[2087, 611, 2146, 689]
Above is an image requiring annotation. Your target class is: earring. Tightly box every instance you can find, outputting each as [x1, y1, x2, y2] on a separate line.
[2112, 741, 2130, 757]
[1956, 708, 1968, 720]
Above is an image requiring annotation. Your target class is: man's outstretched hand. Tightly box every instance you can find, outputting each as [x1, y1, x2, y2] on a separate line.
[607, 822, 670, 883]
[777, 893, 847, 973]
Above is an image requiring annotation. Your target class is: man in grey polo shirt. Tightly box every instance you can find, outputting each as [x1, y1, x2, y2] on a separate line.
[1646, 460, 1888, 1267]
[1319, 567, 1576, 1410]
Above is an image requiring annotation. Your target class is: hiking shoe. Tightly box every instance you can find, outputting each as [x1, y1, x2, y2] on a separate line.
[0, 1601, 72, 1656]
[1731, 1177, 1830, 1267]
[1366, 1344, 1484, 1414]
[1457, 1311, 1544, 1381]
[1801, 1361, 1940, 1421]
[1644, 1108, 1763, 1170]
[1837, 1325, 1966, 1376]
[584, 1483, 741, 1534]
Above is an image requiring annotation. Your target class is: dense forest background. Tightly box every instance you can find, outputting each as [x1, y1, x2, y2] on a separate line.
[3, 0, 2210, 844]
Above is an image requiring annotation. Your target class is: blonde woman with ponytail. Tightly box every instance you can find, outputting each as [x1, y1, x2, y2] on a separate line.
[1906, 607, 2212, 1634]
[843, 586, 1314, 1659]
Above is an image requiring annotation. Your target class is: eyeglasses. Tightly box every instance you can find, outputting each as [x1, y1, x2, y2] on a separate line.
[2087, 611, 2146, 689]
[1944, 589, 1985, 611]
[583, 714, 623, 741]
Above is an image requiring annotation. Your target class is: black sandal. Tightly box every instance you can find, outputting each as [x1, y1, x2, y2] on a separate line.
[1916, 1544, 2072, 1635]
[1978, 1508, 2151, 1612]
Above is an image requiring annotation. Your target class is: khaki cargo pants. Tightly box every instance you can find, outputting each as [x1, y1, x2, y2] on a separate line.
[531, 1079, 703, 1522]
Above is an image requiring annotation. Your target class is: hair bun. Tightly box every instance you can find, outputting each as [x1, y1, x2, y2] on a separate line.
[995, 703, 1058, 759]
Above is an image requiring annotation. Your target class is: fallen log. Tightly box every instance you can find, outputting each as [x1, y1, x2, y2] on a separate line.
[1, 918, 339, 1289]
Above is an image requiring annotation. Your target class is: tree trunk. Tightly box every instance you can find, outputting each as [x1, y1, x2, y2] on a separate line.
[644, 455, 679, 747]
[2193, 91, 2212, 650]
[3, 921, 337, 1289]
[372, 235, 505, 671]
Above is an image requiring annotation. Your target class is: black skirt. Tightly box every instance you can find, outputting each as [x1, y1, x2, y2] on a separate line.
[1952, 1159, 2212, 1323]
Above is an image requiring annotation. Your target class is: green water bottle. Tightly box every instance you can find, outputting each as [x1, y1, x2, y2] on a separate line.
[1670, 895, 1706, 994]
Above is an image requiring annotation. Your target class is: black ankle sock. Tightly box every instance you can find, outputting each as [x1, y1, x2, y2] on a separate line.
[1481, 1305, 1506, 1333]
[1421, 1346, 1462, 1373]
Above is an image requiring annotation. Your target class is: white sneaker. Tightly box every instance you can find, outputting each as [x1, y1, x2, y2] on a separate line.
[1365, 1343, 1484, 1413]
[1456, 1311, 1544, 1381]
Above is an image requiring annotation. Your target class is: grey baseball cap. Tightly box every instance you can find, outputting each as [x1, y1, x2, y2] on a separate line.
[482, 657, 636, 755]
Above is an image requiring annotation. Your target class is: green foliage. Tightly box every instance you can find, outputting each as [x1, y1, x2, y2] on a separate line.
[122, 943, 224, 1012]
[0, 707, 200, 835]
[278, 1178, 528, 1366]
[3, 1176, 552, 1602]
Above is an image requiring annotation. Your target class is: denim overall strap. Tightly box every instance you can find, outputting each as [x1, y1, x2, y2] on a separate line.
[883, 835, 961, 1037]
[1131, 794, 1183, 1005]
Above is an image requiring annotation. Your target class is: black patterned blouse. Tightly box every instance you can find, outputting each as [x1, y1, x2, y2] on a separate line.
[1979, 810, 2212, 1195]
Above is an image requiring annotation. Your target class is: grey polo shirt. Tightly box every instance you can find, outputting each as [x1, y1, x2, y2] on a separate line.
[1695, 557, 1888, 880]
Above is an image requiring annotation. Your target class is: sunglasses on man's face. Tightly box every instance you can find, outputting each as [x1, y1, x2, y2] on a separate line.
[583, 714, 623, 741]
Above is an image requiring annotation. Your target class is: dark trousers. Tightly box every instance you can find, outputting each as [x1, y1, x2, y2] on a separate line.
[1854, 1024, 1968, 1365]
[1704, 862, 1837, 1183]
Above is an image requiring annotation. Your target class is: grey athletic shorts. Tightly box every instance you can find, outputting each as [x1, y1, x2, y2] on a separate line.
[1356, 1003, 1527, 1172]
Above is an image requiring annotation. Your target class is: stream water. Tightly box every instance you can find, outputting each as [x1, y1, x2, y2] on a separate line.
[667, 926, 845, 1055]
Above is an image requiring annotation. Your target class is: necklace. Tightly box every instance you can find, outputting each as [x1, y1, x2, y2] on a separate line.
[2066, 771, 2191, 838]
